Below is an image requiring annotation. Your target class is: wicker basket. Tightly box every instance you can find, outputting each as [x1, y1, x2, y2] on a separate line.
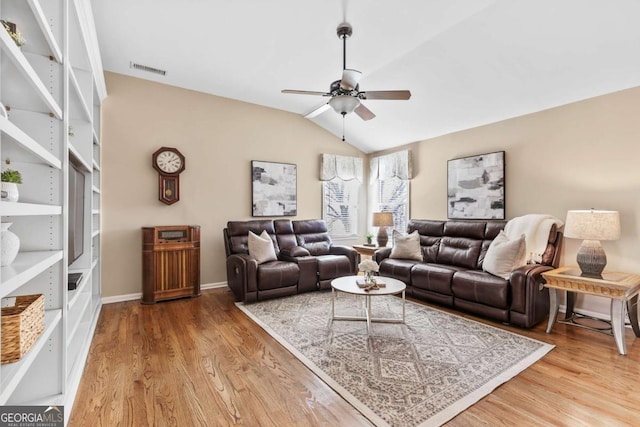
[1, 294, 45, 364]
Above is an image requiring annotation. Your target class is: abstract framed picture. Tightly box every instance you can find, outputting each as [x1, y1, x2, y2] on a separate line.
[447, 151, 505, 219]
[251, 160, 297, 217]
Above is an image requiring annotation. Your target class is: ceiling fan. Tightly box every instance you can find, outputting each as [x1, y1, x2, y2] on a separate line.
[282, 22, 411, 121]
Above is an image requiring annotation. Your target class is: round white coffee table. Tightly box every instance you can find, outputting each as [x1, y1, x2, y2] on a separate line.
[330, 275, 406, 334]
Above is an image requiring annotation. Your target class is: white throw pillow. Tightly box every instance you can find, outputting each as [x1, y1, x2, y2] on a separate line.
[483, 231, 526, 279]
[390, 230, 423, 261]
[248, 230, 277, 264]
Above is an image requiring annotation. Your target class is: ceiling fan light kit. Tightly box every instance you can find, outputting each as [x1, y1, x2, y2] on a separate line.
[282, 22, 411, 123]
[329, 95, 360, 115]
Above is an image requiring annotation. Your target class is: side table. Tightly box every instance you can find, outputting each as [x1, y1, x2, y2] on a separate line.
[542, 266, 640, 355]
[353, 244, 383, 259]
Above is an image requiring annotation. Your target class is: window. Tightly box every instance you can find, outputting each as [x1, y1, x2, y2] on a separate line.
[323, 178, 360, 236]
[370, 150, 412, 233]
[374, 177, 409, 233]
[320, 154, 363, 238]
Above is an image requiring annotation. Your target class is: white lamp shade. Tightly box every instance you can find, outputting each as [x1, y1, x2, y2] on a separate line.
[564, 210, 621, 241]
[328, 95, 360, 115]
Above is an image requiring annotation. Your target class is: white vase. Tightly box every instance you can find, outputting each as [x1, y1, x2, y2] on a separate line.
[1, 222, 20, 266]
[1, 182, 19, 202]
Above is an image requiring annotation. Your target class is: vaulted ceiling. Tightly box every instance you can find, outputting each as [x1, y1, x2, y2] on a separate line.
[90, 0, 640, 153]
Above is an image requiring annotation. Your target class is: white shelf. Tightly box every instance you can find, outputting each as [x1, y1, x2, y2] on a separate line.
[0, 309, 62, 404]
[0, 251, 64, 299]
[0, 27, 62, 119]
[68, 268, 90, 309]
[27, 0, 63, 63]
[68, 141, 92, 171]
[0, 116, 62, 169]
[69, 65, 92, 121]
[67, 293, 91, 347]
[0, 201, 62, 216]
[0, 0, 104, 415]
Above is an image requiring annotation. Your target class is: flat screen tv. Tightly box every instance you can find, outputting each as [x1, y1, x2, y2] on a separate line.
[68, 160, 85, 266]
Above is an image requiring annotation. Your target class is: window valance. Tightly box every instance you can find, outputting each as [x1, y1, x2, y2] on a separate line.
[370, 150, 413, 180]
[320, 154, 363, 182]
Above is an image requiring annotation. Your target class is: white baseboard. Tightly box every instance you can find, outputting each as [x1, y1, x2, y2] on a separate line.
[101, 281, 227, 304]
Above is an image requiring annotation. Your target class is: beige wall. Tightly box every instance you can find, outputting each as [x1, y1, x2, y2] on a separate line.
[102, 71, 640, 317]
[101, 72, 363, 298]
[382, 86, 640, 316]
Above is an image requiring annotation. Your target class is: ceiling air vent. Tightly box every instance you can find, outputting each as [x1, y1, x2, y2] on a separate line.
[130, 62, 166, 76]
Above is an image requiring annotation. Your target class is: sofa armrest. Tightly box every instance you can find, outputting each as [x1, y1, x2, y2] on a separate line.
[330, 245, 359, 274]
[280, 246, 311, 258]
[226, 254, 258, 303]
[373, 247, 392, 264]
[509, 264, 553, 328]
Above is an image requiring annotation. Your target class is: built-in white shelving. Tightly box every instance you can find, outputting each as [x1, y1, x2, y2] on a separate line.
[0, 0, 104, 422]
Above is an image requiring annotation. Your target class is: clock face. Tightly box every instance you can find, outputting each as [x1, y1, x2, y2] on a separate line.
[155, 150, 183, 174]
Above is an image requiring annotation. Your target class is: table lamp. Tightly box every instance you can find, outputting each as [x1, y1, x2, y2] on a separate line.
[564, 209, 620, 277]
[373, 212, 394, 247]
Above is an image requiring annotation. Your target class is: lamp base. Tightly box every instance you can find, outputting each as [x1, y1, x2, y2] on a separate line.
[576, 240, 606, 278]
[377, 228, 389, 247]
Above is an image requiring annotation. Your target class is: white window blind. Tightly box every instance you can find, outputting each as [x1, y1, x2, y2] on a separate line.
[369, 150, 412, 233]
[321, 154, 363, 237]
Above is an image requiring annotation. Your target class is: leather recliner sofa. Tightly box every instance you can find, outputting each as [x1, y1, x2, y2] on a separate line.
[373, 219, 561, 328]
[224, 219, 358, 303]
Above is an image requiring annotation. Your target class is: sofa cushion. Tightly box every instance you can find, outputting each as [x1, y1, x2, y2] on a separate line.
[390, 230, 422, 261]
[411, 263, 462, 295]
[436, 237, 482, 269]
[316, 255, 352, 280]
[226, 220, 276, 255]
[257, 261, 299, 291]
[248, 230, 277, 264]
[379, 259, 417, 285]
[302, 240, 331, 255]
[452, 270, 509, 309]
[483, 231, 526, 279]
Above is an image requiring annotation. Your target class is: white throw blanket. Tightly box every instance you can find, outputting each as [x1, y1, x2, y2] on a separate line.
[504, 214, 564, 262]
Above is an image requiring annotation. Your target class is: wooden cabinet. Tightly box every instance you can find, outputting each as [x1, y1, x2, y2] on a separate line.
[142, 225, 201, 304]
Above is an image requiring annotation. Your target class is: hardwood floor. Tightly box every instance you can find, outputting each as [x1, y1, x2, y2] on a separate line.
[69, 288, 640, 426]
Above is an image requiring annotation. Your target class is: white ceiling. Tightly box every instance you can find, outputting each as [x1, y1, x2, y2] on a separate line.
[90, 0, 640, 153]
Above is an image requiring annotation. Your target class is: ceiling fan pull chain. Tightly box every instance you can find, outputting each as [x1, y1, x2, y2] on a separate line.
[342, 114, 346, 141]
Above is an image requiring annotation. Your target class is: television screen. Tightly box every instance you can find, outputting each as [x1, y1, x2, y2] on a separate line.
[68, 161, 85, 265]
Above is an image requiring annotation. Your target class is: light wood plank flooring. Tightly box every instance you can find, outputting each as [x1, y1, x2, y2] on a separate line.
[69, 288, 640, 426]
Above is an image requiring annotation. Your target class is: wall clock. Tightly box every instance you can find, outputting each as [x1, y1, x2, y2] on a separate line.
[152, 146, 185, 205]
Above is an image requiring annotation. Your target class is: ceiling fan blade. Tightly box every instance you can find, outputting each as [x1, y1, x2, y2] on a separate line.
[339, 69, 362, 91]
[304, 103, 331, 119]
[354, 103, 376, 121]
[359, 90, 411, 100]
[282, 89, 330, 96]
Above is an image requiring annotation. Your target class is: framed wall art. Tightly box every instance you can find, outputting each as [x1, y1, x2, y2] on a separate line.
[447, 151, 505, 219]
[251, 160, 297, 217]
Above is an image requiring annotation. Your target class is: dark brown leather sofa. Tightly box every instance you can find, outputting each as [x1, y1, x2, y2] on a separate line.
[373, 220, 561, 328]
[224, 219, 358, 303]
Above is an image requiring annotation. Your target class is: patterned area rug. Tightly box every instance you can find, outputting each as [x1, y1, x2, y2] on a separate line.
[237, 291, 553, 427]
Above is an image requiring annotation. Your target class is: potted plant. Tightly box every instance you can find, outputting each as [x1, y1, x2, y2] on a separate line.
[1, 20, 26, 48]
[1, 169, 22, 202]
[365, 232, 374, 246]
